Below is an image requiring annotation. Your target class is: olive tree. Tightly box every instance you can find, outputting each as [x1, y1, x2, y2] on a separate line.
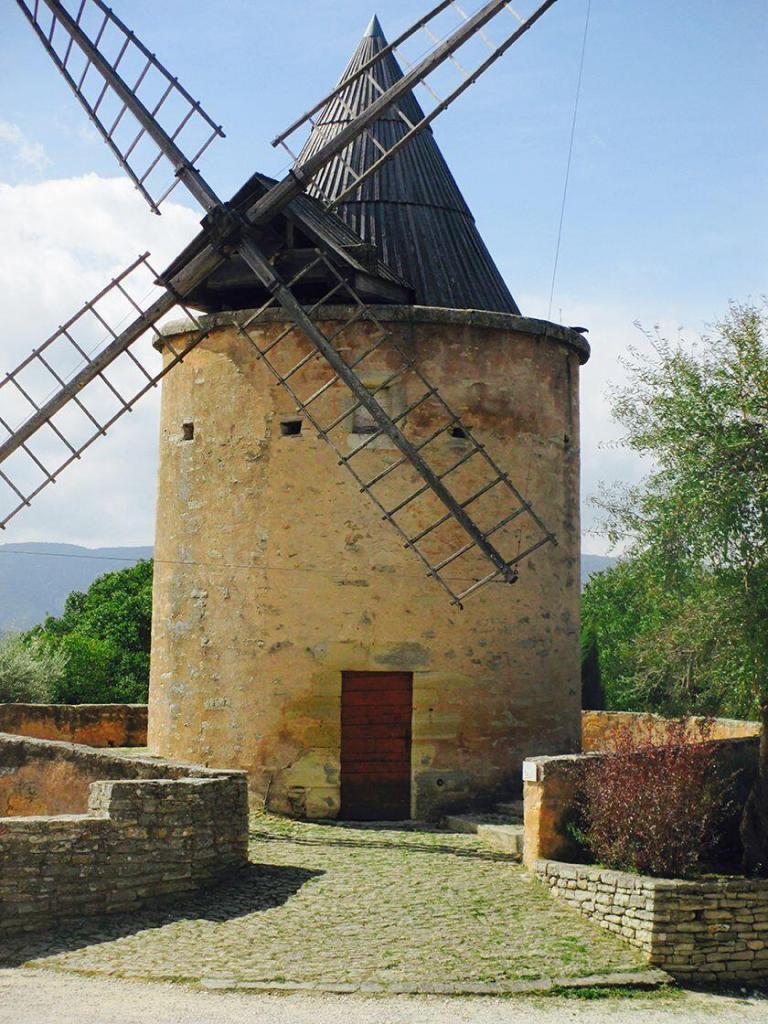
[591, 303, 768, 873]
[0, 634, 66, 703]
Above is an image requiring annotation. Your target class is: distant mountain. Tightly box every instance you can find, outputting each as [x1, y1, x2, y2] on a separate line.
[0, 543, 153, 634]
[0, 542, 617, 634]
[581, 553, 617, 588]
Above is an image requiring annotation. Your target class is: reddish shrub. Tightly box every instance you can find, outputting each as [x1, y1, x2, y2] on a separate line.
[579, 718, 727, 878]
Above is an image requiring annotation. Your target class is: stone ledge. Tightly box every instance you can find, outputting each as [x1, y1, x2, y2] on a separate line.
[198, 968, 670, 996]
[475, 823, 524, 857]
[443, 813, 524, 857]
[158, 304, 591, 363]
[0, 730, 243, 781]
[582, 711, 760, 753]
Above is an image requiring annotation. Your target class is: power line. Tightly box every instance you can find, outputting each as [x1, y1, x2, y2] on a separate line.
[0, 545, 499, 586]
[547, 0, 592, 321]
[0, 549, 148, 564]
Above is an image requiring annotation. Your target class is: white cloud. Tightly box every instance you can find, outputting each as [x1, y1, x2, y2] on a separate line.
[0, 174, 199, 547]
[519, 292, 703, 556]
[0, 121, 50, 173]
[0, 174, 705, 556]
[75, 122, 101, 146]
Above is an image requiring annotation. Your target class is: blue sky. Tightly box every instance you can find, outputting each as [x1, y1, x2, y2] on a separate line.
[0, 0, 766, 553]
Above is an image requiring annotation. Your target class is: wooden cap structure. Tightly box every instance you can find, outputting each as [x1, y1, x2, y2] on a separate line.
[298, 16, 520, 315]
[160, 16, 521, 317]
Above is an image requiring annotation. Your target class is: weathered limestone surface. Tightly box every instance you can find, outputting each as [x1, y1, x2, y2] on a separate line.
[582, 711, 760, 753]
[0, 731, 242, 816]
[0, 703, 147, 748]
[149, 306, 586, 819]
[0, 735, 248, 936]
[522, 736, 758, 868]
[537, 859, 768, 984]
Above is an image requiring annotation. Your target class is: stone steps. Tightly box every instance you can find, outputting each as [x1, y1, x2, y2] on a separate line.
[495, 799, 524, 818]
[476, 822, 524, 856]
[442, 804, 524, 858]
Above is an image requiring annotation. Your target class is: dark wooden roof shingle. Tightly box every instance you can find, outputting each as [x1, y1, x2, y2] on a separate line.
[298, 15, 520, 315]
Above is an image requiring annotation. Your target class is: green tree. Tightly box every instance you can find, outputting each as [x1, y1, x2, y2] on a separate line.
[0, 634, 66, 703]
[588, 303, 768, 873]
[27, 559, 153, 704]
[580, 628, 605, 710]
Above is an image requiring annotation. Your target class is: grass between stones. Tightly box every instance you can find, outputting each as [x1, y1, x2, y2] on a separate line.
[544, 985, 684, 1001]
[3, 813, 655, 991]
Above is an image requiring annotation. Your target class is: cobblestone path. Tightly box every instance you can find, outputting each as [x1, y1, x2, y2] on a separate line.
[2, 815, 647, 987]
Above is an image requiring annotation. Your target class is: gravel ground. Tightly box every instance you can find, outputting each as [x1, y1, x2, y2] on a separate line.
[2, 969, 768, 1024]
[0, 815, 648, 987]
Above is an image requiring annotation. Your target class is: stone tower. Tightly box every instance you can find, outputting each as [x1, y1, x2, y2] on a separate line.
[147, 17, 589, 821]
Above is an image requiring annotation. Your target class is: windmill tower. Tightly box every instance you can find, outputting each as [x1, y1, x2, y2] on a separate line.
[2, 0, 586, 821]
[148, 17, 589, 820]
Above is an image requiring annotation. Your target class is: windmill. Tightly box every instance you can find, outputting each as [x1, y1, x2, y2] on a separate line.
[2, 0, 564, 609]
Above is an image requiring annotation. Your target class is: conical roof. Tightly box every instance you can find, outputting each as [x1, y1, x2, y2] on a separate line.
[298, 17, 519, 315]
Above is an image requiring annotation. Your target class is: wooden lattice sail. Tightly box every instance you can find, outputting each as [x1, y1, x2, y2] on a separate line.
[3, 0, 561, 605]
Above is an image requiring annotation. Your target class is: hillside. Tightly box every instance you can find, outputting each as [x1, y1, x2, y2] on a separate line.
[0, 543, 153, 634]
[581, 553, 617, 588]
[0, 543, 617, 634]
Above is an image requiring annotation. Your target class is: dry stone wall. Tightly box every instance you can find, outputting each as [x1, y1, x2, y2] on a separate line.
[0, 734, 248, 936]
[537, 859, 768, 984]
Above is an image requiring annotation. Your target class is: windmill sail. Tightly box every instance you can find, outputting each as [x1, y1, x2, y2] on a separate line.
[15, 0, 224, 212]
[228, 248, 555, 606]
[273, 0, 559, 208]
[0, 255, 217, 529]
[5, 0, 562, 603]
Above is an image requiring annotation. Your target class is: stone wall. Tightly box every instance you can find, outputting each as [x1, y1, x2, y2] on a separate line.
[537, 859, 768, 984]
[522, 736, 758, 867]
[0, 703, 147, 748]
[0, 776, 248, 937]
[0, 735, 248, 936]
[582, 711, 760, 752]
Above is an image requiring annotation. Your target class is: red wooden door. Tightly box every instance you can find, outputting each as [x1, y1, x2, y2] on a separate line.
[340, 671, 413, 821]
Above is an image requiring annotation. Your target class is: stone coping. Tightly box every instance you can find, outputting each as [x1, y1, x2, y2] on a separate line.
[0, 730, 244, 782]
[581, 710, 760, 753]
[524, 733, 758, 783]
[198, 969, 671, 996]
[523, 749, 602, 783]
[0, 704, 146, 711]
[158, 304, 591, 363]
[535, 858, 764, 892]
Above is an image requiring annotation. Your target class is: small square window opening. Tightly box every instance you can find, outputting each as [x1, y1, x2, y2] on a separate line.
[281, 419, 303, 437]
[353, 387, 386, 435]
[450, 425, 469, 440]
[182, 422, 194, 441]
